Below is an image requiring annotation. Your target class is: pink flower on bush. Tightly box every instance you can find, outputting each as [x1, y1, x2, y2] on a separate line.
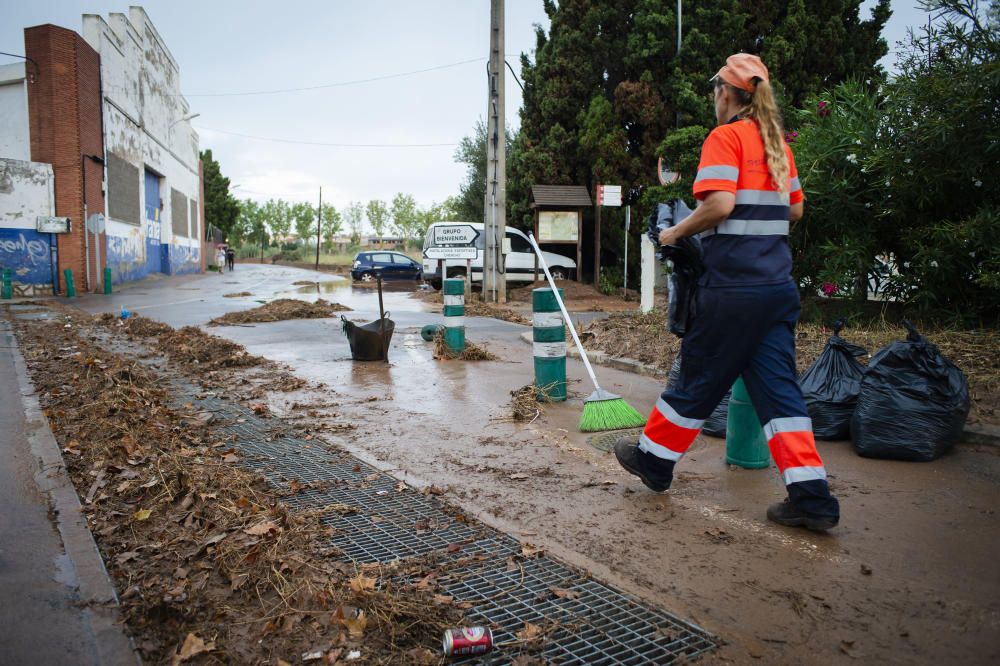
[817, 101, 831, 117]
[822, 282, 838, 296]
[784, 130, 799, 143]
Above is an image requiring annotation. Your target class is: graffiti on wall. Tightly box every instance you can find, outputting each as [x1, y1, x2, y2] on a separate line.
[169, 243, 200, 275]
[0, 228, 53, 285]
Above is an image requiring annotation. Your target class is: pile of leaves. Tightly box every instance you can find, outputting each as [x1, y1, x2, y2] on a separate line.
[223, 291, 253, 298]
[464, 300, 530, 325]
[209, 298, 350, 326]
[433, 332, 498, 362]
[417, 290, 530, 325]
[15, 315, 466, 663]
[508, 280, 603, 303]
[158, 326, 266, 370]
[583, 310, 1000, 426]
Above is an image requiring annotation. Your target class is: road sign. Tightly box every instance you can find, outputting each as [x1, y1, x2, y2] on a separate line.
[424, 246, 478, 260]
[433, 224, 479, 247]
[37, 216, 71, 233]
[597, 185, 622, 207]
[86, 213, 106, 234]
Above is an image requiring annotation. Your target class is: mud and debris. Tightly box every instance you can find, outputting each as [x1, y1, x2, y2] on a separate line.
[223, 291, 253, 298]
[12, 311, 469, 664]
[433, 332, 498, 361]
[584, 309, 1000, 425]
[209, 298, 350, 326]
[416, 290, 529, 325]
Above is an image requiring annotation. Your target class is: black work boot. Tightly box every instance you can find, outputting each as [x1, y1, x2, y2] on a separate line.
[614, 438, 674, 492]
[766, 498, 839, 532]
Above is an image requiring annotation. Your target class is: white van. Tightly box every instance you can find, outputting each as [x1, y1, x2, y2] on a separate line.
[422, 222, 576, 289]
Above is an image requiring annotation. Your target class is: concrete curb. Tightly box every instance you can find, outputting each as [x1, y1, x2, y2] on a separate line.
[518, 331, 999, 448]
[8, 321, 140, 665]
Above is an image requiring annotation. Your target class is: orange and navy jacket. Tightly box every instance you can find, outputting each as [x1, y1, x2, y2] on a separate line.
[692, 117, 803, 287]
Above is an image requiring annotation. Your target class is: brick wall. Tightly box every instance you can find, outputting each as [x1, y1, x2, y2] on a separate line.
[25, 24, 105, 292]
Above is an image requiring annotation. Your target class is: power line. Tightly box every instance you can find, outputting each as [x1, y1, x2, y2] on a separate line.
[196, 126, 458, 147]
[177, 57, 484, 97]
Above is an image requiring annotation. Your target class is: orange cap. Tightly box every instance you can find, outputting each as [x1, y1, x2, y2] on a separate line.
[714, 53, 769, 93]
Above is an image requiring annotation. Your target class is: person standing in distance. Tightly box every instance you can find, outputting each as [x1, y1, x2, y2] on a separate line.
[615, 54, 840, 531]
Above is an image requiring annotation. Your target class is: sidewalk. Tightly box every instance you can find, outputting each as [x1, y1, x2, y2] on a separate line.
[0, 312, 136, 665]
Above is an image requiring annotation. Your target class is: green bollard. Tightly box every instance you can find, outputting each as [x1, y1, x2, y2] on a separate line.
[725, 377, 770, 469]
[442, 278, 465, 354]
[532, 287, 567, 402]
[103, 267, 112, 294]
[63, 268, 76, 298]
[1, 269, 11, 299]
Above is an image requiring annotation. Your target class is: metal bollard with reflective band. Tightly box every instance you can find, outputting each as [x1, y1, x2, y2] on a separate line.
[532, 287, 566, 402]
[442, 278, 465, 353]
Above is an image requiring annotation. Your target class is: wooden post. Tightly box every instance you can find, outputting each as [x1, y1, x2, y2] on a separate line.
[593, 203, 601, 287]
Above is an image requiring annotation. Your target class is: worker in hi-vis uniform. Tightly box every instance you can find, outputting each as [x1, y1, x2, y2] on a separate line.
[615, 54, 840, 531]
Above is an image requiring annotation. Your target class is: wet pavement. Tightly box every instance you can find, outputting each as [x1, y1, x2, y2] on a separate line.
[69, 265, 1000, 664]
[0, 316, 133, 665]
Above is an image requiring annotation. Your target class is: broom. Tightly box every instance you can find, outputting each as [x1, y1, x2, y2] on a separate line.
[527, 233, 647, 432]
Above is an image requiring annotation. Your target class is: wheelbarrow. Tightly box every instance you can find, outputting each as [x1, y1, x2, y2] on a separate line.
[341, 275, 394, 361]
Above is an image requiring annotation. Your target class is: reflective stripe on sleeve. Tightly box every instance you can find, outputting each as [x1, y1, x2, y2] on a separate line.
[694, 165, 739, 183]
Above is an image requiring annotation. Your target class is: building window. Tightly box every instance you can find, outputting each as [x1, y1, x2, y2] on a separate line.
[171, 187, 188, 237]
[189, 199, 198, 239]
[107, 152, 140, 225]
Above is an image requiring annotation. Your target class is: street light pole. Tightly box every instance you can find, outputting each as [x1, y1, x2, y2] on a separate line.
[315, 187, 322, 270]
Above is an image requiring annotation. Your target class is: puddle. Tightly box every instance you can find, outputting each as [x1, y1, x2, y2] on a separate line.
[275, 279, 432, 314]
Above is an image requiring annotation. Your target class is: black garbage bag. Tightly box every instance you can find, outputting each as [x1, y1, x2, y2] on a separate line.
[850, 320, 970, 461]
[799, 320, 868, 440]
[666, 357, 730, 437]
[647, 200, 703, 338]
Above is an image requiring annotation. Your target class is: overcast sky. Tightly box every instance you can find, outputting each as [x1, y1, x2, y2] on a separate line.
[2, 1, 929, 219]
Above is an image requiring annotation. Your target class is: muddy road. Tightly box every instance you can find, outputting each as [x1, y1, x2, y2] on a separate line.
[74, 264, 1000, 664]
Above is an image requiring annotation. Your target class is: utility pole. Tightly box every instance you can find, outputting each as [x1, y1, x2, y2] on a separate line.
[483, 0, 506, 303]
[315, 186, 322, 270]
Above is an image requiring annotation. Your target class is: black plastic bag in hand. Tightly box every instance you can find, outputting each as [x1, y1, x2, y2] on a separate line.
[799, 320, 868, 440]
[667, 358, 729, 436]
[850, 320, 970, 461]
[647, 200, 703, 338]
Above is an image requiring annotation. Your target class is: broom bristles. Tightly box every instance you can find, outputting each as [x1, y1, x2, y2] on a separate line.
[579, 396, 647, 432]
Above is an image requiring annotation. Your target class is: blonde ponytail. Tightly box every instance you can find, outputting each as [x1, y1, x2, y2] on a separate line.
[745, 80, 790, 194]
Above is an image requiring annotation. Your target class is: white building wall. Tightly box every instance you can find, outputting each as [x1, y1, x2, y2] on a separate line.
[0, 63, 31, 162]
[82, 8, 201, 283]
[0, 158, 56, 295]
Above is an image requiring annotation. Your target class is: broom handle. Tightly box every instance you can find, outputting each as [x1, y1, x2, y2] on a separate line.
[527, 233, 602, 392]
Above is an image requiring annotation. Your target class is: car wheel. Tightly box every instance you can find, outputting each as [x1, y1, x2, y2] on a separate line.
[550, 267, 568, 281]
[359, 271, 375, 282]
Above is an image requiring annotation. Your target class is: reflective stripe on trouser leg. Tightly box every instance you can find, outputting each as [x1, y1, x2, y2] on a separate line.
[639, 398, 704, 461]
[763, 416, 827, 485]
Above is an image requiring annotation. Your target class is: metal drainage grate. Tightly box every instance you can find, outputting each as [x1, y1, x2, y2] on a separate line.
[587, 428, 644, 453]
[165, 374, 717, 662]
[442, 557, 716, 665]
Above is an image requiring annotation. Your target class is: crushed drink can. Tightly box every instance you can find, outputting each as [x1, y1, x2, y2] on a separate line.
[442, 626, 494, 657]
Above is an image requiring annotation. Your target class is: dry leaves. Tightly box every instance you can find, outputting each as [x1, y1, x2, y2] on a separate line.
[171, 633, 214, 665]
